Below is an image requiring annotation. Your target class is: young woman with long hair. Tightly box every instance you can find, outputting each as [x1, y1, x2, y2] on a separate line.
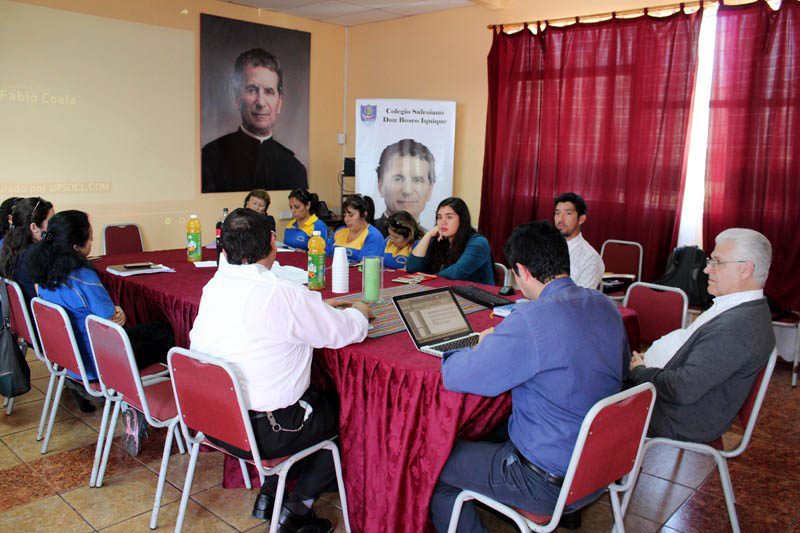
[383, 210, 423, 269]
[284, 188, 328, 250]
[0, 196, 55, 303]
[407, 197, 494, 284]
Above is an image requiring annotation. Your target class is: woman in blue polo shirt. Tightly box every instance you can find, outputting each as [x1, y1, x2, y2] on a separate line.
[326, 194, 383, 262]
[284, 189, 328, 250]
[383, 211, 422, 270]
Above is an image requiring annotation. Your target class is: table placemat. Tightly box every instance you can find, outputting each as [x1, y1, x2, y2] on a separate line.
[333, 284, 486, 338]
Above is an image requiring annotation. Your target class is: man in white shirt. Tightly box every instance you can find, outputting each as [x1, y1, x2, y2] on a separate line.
[190, 208, 372, 533]
[554, 192, 605, 289]
[628, 228, 775, 442]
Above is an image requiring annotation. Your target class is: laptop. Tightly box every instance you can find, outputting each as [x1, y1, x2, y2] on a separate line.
[393, 287, 480, 357]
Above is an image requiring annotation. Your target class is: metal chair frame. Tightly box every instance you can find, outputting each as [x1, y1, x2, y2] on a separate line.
[447, 383, 657, 533]
[621, 349, 777, 533]
[167, 347, 352, 533]
[601, 240, 644, 301]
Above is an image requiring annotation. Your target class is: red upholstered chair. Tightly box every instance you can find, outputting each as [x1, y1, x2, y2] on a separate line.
[30, 298, 110, 479]
[167, 347, 352, 533]
[494, 262, 510, 287]
[2, 278, 47, 420]
[601, 240, 643, 301]
[622, 282, 688, 350]
[86, 315, 182, 527]
[621, 349, 777, 533]
[104, 223, 143, 255]
[446, 383, 657, 533]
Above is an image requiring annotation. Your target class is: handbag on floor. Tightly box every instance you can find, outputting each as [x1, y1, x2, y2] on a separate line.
[0, 283, 31, 398]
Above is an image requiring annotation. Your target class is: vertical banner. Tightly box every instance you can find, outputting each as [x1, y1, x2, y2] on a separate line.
[355, 99, 456, 231]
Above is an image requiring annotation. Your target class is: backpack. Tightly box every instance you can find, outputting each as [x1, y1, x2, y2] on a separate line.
[655, 246, 712, 309]
[0, 283, 31, 398]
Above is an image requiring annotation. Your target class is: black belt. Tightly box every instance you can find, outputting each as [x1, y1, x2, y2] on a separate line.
[518, 453, 564, 487]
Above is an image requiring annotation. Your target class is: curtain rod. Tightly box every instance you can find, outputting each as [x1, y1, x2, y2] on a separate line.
[486, 0, 718, 31]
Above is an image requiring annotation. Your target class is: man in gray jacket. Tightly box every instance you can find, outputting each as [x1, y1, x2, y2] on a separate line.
[629, 228, 775, 442]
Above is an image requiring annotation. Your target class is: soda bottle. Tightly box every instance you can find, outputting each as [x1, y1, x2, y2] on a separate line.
[186, 214, 202, 262]
[216, 207, 229, 264]
[307, 230, 326, 290]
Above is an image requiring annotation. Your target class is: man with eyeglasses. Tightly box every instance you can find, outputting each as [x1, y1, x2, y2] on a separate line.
[628, 228, 775, 442]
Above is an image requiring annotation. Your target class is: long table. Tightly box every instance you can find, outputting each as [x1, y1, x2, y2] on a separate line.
[95, 248, 639, 532]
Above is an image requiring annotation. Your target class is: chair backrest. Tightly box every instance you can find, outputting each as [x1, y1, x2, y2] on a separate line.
[168, 347, 261, 462]
[2, 278, 42, 358]
[559, 383, 656, 507]
[104, 224, 143, 255]
[623, 282, 688, 346]
[31, 297, 90, 382]
[493, 263, 509, 287]
[85, 315, 146, 408]
[726, 348, 777, 458]
[601, 240, 643, 281]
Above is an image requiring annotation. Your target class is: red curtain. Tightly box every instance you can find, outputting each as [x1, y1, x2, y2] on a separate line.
[479, 11, 702, 281]
[704, 0, 800, 310]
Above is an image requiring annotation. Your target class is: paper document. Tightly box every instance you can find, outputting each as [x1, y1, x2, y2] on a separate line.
[106, 264, 175, 277]
[271, 263, 308, 285]
[193, 261, 218, 268]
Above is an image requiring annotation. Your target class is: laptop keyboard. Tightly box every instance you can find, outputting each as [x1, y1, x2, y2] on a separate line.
[432, 335, 480, 353]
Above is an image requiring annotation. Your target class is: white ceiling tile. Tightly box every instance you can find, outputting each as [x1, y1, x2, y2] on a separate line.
[326, 9, 402, 25]
[286, 0, 365, 19]
[386, 0, 470, 16]
[225, 0, 321, 10]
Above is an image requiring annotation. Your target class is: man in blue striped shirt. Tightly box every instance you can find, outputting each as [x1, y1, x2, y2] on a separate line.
[430, 221, 630, 532]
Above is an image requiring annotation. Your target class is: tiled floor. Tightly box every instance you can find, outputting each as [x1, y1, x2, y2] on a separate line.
[1, 353, 799, 532]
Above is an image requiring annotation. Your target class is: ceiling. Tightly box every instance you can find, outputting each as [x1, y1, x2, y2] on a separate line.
[223, 0, 475, 27]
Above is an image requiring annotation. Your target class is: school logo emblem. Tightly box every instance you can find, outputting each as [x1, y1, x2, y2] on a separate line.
[360, 104, 377, 123]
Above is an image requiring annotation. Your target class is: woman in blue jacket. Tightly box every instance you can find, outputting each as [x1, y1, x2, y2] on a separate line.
[326, 195, 383, 262]
[28, 210, 174, 455]
[383, 211, 422, 270]
[407, 197, 494, 285]
[283, 189, 328, 250]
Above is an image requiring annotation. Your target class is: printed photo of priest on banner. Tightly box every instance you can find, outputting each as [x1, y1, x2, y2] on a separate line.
[355, 99, 456, 235]
[200, 14, 310, 193]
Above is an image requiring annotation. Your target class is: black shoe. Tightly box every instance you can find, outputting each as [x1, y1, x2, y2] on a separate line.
[252, 491, 276, 520]
[276, 504, 332, 533]
[68, 388, 96, 413]
[558, 509, 582, 529]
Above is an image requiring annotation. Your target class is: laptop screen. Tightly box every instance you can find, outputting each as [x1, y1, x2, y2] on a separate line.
[394, 288, 473, 347]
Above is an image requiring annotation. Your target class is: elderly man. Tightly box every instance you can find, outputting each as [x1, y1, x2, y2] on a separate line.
[629, 228, 775, 442]
[190, 208, 372, 532]
[429, 221, 629, 532]
[202, 48, 308, 193]
[554, 192, 604, 289]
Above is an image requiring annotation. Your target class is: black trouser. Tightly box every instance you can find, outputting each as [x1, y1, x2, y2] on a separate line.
[125, 322, 174, 368]
[212, 387, 339, 500]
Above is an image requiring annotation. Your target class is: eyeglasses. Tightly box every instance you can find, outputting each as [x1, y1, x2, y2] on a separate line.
[705, 258, 749, 269]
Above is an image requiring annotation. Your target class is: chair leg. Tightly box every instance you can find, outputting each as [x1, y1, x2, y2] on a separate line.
[174, 441, 201, 533]
[41, 374, 66, 454]
[89, 398, 113, 487]
[792, 328, 799, 387]
[609, 490, 626, 533]
[96, 400, 122, 487]
[329, 444, 351, 532]
[269, 471, 289, 533]
[149, 421, 177, 530]
[174, 425, 186, 454]
[36, 373, 57, 441]
[446, 491, 469, 533]
[5, 397, 14, 415]
[239, 459, 252, 490]
[714, 454, 740, 533]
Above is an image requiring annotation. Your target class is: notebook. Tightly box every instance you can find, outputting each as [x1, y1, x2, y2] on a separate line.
[392, 287, 480, 357]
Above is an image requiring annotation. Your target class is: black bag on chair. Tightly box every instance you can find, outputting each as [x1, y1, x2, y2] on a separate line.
[655, 246, 712, 309]
[0, 283, 31, 398]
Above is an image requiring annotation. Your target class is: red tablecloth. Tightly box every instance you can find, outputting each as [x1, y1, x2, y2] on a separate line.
[94, 249, 639, 533]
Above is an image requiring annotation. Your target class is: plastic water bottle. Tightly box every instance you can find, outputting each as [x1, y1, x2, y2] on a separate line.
[307, 231, 326, 290]
[187, 214, 202, 262]
[216, 208, 229, 264]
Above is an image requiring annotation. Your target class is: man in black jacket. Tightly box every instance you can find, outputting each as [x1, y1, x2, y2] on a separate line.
[202, 49, 308, 193]
[629, 228, 775, 442]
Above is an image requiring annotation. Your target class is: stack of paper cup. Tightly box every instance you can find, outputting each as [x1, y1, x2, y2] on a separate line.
[331, 247, 349, 293]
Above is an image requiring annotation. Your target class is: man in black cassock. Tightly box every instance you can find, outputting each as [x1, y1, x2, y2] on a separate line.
[202, 49, 308, 193]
